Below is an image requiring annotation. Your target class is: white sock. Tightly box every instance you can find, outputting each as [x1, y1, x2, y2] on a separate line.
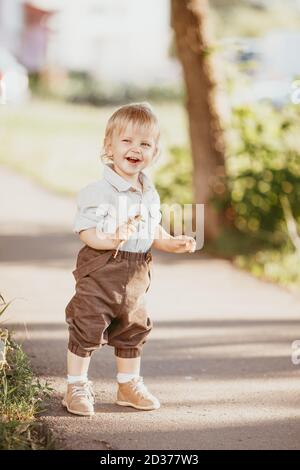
[67, 374, 88, 384]
[117, 372, 139, 384]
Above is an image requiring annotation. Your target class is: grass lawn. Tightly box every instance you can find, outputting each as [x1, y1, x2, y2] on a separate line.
[0, 315, 55, 449]
[0, 98, 189, 196]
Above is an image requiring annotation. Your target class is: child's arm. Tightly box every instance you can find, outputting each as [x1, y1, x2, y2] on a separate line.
[152, 224, 196, 253]
[79, 228, 119, 250]
[79, 220, 137, 251]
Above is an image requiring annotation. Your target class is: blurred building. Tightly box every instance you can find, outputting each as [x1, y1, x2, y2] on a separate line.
[222, 29, 300, 106]
[50, 0, 179, 85]
[0, 0, 57, 72]
[0, 0, 23, 56]
[0, 0, 181, 86]
[20, 2, 56, 73]
[258, 30, 300, 81]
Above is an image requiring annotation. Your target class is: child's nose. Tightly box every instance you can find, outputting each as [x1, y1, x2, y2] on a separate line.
[131, 146, 142, 154]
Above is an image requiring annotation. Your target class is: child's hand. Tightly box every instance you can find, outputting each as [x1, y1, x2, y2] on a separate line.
[113, 214, 143, 258]
[170, 235, 196, 253]
[115, 220, 137, 242]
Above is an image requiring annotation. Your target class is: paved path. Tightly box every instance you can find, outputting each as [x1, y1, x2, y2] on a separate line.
[1, 165, 300, 450]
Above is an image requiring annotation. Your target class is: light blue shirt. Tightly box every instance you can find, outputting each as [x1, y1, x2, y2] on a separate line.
[73, 163, 162, 253]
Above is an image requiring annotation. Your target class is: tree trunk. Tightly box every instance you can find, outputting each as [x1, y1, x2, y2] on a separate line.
[171, 0, 227, 241]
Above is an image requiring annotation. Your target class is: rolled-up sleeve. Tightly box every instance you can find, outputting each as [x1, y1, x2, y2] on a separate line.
[73, 184, 109, 234]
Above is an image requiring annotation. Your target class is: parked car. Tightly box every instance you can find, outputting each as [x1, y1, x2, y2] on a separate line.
[0, 46, 30, 104]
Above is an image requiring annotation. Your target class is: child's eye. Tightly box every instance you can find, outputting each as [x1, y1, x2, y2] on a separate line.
[142, 143, 151, 147]
[122, 139, 130, 143]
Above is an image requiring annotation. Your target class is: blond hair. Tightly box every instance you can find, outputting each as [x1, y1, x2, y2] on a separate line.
[100, 102, 161, 165]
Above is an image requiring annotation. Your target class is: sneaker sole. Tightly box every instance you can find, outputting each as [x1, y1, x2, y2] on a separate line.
[115, 400, 160, 411]
[62, 399, 95, 416]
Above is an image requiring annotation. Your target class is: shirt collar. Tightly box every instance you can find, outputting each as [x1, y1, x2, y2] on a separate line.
[103, 163, 154, 193]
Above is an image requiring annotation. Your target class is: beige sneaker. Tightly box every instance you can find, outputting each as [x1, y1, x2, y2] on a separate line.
[116, 376, 160, 411]
[62, 380, 95, 416]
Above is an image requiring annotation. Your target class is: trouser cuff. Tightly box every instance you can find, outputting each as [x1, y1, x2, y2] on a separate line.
[114, 348, 141, 358]
[68, 341, 93, 358]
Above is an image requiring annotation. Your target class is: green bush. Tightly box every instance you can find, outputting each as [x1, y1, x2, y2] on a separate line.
[0, 332, 55, 449]
[0, 294, 55, 449]
[156, 102, 300, 246]
[31, 71, 185, 106]
[154, 146, 193, 205]
[66, 75, 184, 106]
[235, 248, 300, 290]
[219, 103, 300, 246]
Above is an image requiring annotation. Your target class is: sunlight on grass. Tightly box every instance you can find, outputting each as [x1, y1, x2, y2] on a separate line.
[0, 98, 188, 195]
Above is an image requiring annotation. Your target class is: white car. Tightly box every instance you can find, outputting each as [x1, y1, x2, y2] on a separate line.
[0, 46, 30, 104]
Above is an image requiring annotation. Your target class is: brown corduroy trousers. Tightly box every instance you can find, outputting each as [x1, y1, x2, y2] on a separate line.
[65, 245, 153, 358]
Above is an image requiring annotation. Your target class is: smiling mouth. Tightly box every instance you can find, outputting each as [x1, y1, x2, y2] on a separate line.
[125, 156, 141, 164]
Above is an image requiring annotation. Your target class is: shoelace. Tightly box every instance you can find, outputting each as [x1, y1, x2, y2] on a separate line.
[72, 381, 95, 403]
[131, 377, 152, 398]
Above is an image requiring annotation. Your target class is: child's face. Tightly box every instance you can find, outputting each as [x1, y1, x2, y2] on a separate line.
[107, 121, 158, 176]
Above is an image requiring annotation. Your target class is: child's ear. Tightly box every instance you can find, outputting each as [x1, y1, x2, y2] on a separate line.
[153, 145, 161, 160]
[105, 139, 112, 157]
